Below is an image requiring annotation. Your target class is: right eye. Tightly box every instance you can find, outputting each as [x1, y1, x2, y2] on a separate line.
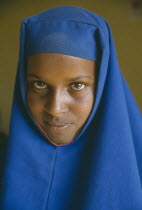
[33, 81, 47, 89]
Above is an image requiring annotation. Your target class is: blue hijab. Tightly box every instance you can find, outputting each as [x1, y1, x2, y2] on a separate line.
[1, 6, 142, 209]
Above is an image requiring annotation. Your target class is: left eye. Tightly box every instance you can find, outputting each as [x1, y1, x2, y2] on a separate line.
[71, 83, 86, 90]
[33, 81, 47, 89]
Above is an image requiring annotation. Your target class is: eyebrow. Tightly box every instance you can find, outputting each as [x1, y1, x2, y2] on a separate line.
[27, 73, 94, 81]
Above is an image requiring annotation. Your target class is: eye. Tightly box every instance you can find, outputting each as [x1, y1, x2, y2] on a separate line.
[33, 81, 47, 89]
[70, 82, 86, 90]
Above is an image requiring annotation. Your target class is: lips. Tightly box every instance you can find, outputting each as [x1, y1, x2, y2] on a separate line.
[43, 121, 71, 132]
[44, 121, 70, 126]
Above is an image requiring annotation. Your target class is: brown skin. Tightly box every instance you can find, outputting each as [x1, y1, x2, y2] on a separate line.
[26, 53, 96, 145]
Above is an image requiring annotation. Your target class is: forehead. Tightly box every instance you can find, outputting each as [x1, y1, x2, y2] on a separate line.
[27, 53, 96, 77]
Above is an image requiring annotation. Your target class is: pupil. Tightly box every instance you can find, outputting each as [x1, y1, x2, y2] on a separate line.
[38, 81, 44, 87]
[75, 83, 82, 88]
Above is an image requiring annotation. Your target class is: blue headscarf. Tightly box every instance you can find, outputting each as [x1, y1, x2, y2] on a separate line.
[1, 6, 142, 209]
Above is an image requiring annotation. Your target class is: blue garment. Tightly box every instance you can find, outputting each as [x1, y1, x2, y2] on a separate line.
[1, 6, 142, 210]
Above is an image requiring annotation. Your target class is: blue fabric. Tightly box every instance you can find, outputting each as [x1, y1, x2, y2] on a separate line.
[26, 21, 98, 60]
[1, 6, 142, 210]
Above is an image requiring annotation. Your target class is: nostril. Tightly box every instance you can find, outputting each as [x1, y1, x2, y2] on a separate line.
[44, 94, 69, 115]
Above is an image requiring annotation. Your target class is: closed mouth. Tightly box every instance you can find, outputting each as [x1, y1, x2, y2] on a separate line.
[44, 121, 70, 127]
[43, 121, 72, 132]
[48, 123, 69, 127]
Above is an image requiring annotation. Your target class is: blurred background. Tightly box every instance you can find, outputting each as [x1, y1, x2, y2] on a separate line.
[0, 0, 142, 136]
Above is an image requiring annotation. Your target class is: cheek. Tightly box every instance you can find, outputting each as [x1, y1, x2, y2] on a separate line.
[72, 92, 94, 121]
[26, 88, 95, 123]
[26, 92, 44, 119]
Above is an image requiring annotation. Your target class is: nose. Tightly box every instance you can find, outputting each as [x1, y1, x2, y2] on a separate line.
[44, 89, 69, 116]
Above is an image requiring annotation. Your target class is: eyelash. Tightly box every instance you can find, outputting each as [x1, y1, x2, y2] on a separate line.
[32, 81, 47, 89]
[29, 80, 87, 91]
[70, 82, 86, 90]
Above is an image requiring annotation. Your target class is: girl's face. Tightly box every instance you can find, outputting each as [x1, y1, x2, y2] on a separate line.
[26, 53, 96, 145]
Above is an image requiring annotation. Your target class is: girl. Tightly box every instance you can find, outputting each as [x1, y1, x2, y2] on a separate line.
[1, 6, 142, 210]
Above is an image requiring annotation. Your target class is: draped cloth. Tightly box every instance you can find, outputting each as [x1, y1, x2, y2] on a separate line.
[1, 6, 142, 210]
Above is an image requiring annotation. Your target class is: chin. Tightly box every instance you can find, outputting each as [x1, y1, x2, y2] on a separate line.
[47, 134, 75, 145]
